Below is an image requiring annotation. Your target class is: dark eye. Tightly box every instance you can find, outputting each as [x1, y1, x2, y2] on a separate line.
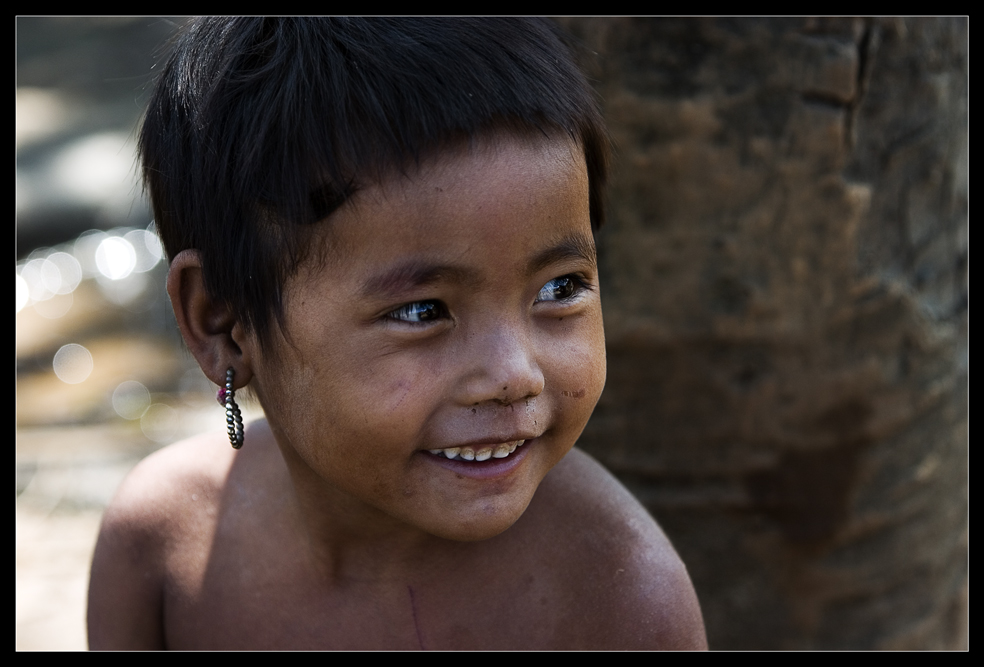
[536, 276, 579, 302]
[388, 301, 444, 323]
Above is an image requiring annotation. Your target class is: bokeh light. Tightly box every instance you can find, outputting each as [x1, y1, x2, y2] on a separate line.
[16, 272, 30, 313]
[95, 235, 136, 280]
[20, 258, 53, 303]
[124, 229, 162, 273]
[52, 343, 93, 384]
[112, 381, 151, 420]
[96, 270, 148, 307]
[42, 251, 82, 294]
[73, 229, 108, 277]
[51, 132, 134, 204]
[140, 403, 177, 443]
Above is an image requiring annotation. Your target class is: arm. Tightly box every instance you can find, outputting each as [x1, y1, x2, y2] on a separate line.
[540, 448, 708, 650]
[603, 532, 708, 650]
[87, 465, 167, 650]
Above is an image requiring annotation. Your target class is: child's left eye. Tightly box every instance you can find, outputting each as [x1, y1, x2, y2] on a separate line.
[536, 275, 584, 303]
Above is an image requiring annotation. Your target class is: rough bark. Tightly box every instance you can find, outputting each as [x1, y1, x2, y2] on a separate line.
[558, 17, 967, 650]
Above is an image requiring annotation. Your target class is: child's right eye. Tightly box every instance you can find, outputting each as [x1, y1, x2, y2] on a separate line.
[387, 300, 446, 323]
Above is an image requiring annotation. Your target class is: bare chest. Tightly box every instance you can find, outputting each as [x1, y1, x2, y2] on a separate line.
[159, 521, 571, 649]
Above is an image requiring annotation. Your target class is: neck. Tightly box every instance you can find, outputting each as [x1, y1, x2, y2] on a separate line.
[257, 419, 471, 583]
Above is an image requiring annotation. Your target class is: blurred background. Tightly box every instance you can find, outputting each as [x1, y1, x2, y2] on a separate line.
[16, 17, 263, 650]
[16, 17, 966, 650]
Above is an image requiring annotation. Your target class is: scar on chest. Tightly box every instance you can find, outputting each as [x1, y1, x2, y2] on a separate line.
[562, 389, 586, 398]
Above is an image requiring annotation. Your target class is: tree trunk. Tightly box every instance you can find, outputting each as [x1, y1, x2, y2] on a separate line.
[558, 17, 967, 650]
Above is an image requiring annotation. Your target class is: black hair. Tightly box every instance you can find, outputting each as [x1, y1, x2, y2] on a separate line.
[140, 17, 610, 348]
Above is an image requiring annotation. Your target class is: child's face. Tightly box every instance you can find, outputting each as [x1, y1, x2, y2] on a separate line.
[251, 135, 606, 541]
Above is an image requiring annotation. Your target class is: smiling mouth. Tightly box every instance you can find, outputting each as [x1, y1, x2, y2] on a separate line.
[427, 440, 526, 462]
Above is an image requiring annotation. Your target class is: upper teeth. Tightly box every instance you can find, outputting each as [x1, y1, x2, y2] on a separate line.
[429, 440, 525, 461]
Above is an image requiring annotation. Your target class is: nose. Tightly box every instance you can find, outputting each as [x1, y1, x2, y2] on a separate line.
[456, 322, 545, 407]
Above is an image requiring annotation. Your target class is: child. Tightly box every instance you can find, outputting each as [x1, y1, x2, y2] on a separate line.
[87, 18, 706, 650]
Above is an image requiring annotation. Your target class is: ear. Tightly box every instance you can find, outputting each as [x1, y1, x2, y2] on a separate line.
[166, 249, 254, 390]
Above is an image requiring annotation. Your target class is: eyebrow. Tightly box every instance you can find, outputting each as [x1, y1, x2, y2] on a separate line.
[526, 233, 597, 277]
[359, 233, 597, 299]
[360, 262, 478, 299]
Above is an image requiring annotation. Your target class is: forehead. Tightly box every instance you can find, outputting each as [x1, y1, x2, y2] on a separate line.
[326, 135, 591, 260]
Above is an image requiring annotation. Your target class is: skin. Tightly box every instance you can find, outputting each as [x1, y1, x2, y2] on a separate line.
[87, 135, 707, 650]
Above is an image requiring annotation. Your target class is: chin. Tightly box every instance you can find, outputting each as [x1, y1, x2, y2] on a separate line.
[421, 500, 531, 543]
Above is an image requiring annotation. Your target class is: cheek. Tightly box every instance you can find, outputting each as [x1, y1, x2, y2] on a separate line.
[367, 356, 447, 426]
[257, 365, 330, 457]
[256, 349, 370, 464]
[550, 316, 607, 411]
[379, 371, 432, 419]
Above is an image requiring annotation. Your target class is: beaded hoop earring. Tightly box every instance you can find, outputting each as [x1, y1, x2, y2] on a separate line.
[217, 367, 244, 449]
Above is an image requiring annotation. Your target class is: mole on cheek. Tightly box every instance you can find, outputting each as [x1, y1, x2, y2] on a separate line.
[562, 389, 586, 398]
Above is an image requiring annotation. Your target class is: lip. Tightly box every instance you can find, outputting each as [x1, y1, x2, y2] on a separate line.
[446, 433, 540, 449]
[422, 437, 536, 480]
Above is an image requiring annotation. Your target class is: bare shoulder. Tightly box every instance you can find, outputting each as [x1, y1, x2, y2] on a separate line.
[87, 429, 235, 650]
[95, 427, 235, 549]
[526, 448, 708, 650]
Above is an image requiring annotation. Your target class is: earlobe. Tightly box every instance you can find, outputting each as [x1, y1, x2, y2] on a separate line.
[166, 250, 254, 389]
